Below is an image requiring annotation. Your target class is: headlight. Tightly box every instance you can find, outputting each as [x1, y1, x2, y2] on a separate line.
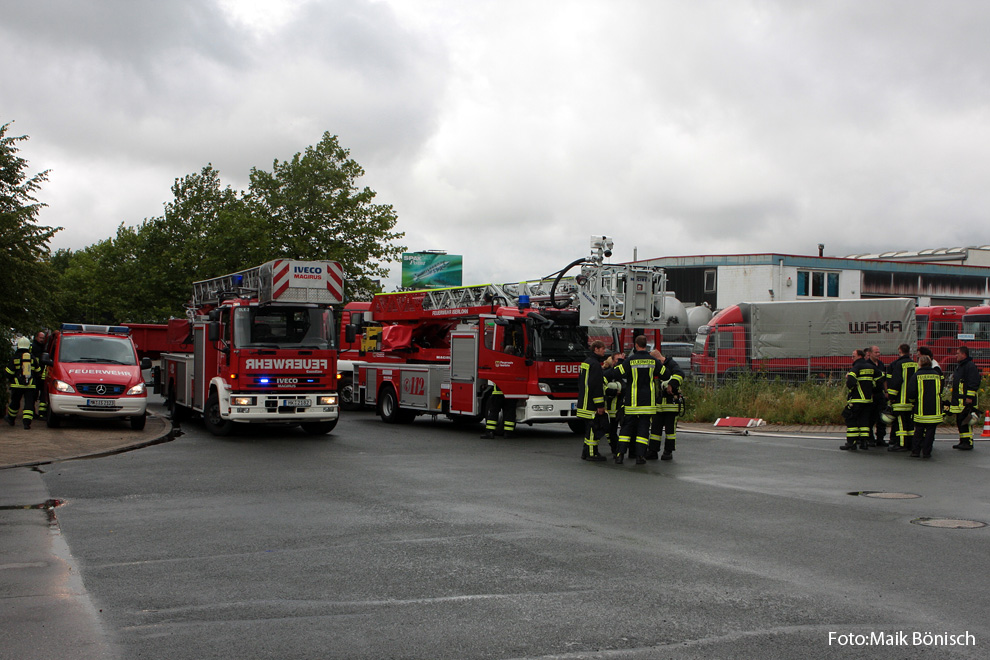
[126, 382, 146, 396]
[318, 396, 338, 406]
[231, 396, 256, 406]
[538, 383, 551, 393]
[55, 380, 75, 394]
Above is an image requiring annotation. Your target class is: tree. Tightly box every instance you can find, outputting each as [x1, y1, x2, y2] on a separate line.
[0, 121, 60, 334]
[248, 132, 405, 299]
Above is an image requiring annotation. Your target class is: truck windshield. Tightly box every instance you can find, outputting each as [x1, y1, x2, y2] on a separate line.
[234, 307, 334, 349]
[962, 315, 990, 341]
[58, 335, 137, 365]
[531, 323, 590, 361]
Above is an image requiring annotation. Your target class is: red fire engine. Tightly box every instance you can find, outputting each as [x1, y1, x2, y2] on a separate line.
[340, 237, 672, 432]
[153, 260, 344, 436]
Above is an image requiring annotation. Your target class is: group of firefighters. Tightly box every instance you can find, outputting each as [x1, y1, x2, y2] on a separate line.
[843, 343, 981, 458]
[576, 335, 686, 465]
[4, 330, 49, 430]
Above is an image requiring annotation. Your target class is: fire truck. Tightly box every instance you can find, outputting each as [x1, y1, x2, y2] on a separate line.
[341, 237, 673, 432]
[158, 260, 344, 436]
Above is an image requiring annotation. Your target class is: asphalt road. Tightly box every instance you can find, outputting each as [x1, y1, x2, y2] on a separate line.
[3, 406, 989, 659]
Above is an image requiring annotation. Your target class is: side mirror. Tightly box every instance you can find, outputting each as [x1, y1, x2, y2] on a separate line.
[345, 325, 357, 343]
[208, 322, 220, 343]
[140, 357, 152, 370]
[41, 352, 53, 366]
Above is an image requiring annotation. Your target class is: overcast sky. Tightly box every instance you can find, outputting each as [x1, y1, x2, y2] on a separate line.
[3, 0, 989, 289]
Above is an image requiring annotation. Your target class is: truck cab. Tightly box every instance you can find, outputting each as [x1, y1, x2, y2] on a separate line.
[43, 324, 152, 430]
[691, 304, 746, 376]
[960, 304, 990, 370]
[915, 305, 964, 368]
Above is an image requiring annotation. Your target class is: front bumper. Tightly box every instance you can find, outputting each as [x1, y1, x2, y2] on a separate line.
[222, 392, 339, 422]
[49, 393, 147, 418]
[516, 395, 578, 425]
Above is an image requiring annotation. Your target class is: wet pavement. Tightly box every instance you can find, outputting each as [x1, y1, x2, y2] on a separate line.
[0, 409, 983, 659]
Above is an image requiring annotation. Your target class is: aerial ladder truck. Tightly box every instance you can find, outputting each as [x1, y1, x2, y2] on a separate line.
[157, 259, 344, 436]
[342, 237, 675, 432]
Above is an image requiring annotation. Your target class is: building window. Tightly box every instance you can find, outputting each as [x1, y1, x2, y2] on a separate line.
[704, 269, 716, 293]
[797, 270, 840, 298]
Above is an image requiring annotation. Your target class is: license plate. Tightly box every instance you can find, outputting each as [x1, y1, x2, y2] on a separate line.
[571, 402, 577, 411]
[281, 399, 310, 407]
[86, 399, 116, 408]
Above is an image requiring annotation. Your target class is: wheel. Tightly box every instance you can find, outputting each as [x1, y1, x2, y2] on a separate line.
[130, 413, 147, 431]
[46, 412, 62, 428]
[378, 385, 414, 424]
[339, 375, 360, 411]
[167, 384, 188, 422]
[300, 419, 338, 435]
[567, 419, 585, 435]
[204, 391, 234, 436]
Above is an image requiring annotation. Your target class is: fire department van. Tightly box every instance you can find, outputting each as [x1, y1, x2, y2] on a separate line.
[43, 324, 152, 430]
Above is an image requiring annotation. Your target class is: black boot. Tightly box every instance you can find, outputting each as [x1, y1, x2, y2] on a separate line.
[614, 453, 624, 465]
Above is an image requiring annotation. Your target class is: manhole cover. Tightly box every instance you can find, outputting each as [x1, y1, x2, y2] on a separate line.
[849, 491, 921, 499]
[911, 518, 987, 529]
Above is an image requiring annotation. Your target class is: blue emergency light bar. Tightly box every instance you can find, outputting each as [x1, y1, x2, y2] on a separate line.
[61, 323, 131, 336]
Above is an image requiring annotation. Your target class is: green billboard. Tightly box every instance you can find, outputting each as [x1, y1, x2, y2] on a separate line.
[401, 253, 463, 289]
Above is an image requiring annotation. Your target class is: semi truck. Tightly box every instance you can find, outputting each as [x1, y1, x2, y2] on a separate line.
[691, 298, 918, 379]
[133, 260, 344, 436]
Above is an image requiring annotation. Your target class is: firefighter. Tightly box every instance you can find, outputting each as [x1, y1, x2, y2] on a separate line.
[647, 351, 685, 461]
[868, 345, 888, 447]
[908, 354, 943, 458]
[948, 345, 981, 450]
[480, 383, 517, 439]
[605, 351, 624, 455]
[5, 337, 41, 429]
[577, 340, 610, 462]
[31, 330, 49, 418]
[604, 335, 661, 465]
[884, 343, 918, 452]
[840, 349, 875, 451]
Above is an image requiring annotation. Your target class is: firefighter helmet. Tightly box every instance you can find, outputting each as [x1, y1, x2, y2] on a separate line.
[16, 336, 30, 350]
[880, 406, 895, 425]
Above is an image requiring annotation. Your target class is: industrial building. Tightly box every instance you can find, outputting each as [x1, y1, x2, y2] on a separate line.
[636, 246, 990, 311]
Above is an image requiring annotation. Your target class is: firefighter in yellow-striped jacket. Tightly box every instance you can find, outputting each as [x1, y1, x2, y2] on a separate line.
[648, 352, 685, 461]
[576, 340, 610, 462]
[908, 354, 944, 458]
[948, 346, 981, 450]
[5, 337, 41, 429]
[840, 349, 875, 451]
[884, 343, 918, 452]
[604, 334, 662, 465]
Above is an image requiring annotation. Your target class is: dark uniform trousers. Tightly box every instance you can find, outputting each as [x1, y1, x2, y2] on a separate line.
[484, 387, 517, 435]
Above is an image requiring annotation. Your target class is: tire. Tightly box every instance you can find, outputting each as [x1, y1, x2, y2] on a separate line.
[130, 413, 147, 431]
[46, 412, 62, 428]
[204, 391, 234, 436]
[300, 419, 338, 435]
[339, 375, 360, 411]
[378, 385, 414, 424]
[567, 419, 585, 435]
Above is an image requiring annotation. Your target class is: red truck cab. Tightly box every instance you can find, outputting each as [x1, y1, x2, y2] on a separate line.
[915, 305, 965, 368]
[43, 324, 152, 430]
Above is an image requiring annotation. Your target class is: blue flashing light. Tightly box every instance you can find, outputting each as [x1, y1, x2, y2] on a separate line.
[518, 294, 531, 310]
[259, 377, 270, 384]
[234, 274, 244, 285]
